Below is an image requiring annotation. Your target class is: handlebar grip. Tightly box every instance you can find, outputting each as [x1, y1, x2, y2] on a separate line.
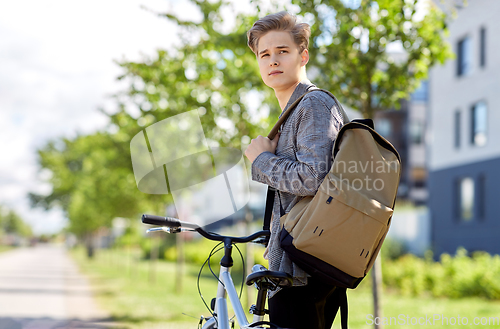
[141, 214, 181, 227]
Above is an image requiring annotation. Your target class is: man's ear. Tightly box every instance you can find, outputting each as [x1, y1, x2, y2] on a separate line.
[300, 49, 309, 67]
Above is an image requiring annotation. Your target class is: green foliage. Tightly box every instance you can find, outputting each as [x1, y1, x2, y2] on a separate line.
[161, 236, 268, 269]
[30, 131, 166, 238]
[112, 1, 275, 150]
[115, 223, 144, 248]
[297, 0, 454, 118]
[164, 237, 221, 266]
[380, 238, 408, 260]
[140, 235, 176, 261]
[382, 248, 500, 300]
[0, 205, 32, 238]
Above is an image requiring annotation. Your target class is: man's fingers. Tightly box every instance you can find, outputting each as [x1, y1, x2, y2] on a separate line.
[252, 135, 264, 142]
[271, 132, 280, 146]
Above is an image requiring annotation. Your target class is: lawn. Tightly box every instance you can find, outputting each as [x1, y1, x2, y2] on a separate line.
[71, 247, 500, 329]
[0, 245, 14, 253]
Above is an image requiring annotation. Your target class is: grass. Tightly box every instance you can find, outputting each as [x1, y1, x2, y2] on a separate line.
[71, 246, 500, 329]
[71, 245, 254, 329]
[0, 245, 14, 253]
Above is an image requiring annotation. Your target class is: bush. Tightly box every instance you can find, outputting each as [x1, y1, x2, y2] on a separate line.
[140, 233, 176, 260]
[164, 237, 220, 266]
[382, 247, 500, 300]
[380, 238, 408, 260]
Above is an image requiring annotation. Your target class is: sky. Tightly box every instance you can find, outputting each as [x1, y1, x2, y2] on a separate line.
[0, 0, 195, 234]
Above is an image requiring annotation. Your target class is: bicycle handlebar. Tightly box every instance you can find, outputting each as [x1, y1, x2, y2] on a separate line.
[142, 214, 182, 227]
[141, 214, 270, 244]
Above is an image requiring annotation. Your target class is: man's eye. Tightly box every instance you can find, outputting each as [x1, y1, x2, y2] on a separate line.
[280, 50, 287, 53]
[261, 54, 269, 58]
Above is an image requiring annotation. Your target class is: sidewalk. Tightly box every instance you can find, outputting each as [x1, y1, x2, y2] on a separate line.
[0, 244, 118, 329]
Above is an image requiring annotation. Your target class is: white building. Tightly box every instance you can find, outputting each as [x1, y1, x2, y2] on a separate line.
[428, 0, 500, 255]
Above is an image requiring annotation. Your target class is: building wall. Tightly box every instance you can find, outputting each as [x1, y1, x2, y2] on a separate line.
[408, 85, 428, 203]
[429, 156, 500, 255]
[374, 109, 408, 196]
[388, 207, 430, 256]
[428, 0, 500, 172]
[428, 0, 500, 256]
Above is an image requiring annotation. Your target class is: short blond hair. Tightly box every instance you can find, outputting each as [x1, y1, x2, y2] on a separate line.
[247, 11, 311, 55]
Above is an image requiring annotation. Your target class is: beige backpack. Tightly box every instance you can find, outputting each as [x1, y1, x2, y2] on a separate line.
[263, 89, 401, 288]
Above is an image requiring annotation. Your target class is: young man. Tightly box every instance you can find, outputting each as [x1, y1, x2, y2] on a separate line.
[244, 11, 348, 329]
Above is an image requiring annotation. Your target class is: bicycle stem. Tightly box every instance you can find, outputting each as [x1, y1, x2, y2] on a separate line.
[220, 238, 234, 268]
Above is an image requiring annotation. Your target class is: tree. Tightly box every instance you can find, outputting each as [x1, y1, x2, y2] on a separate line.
[30, 132, 161, 257]
[297, 0, 453, 119]
[0, 206, 32, 239]
[110, 0, 282, 152]
[114, 0, 452, 137]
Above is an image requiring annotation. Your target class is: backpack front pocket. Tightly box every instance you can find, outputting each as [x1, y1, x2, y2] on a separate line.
[289, 174, 393, 277]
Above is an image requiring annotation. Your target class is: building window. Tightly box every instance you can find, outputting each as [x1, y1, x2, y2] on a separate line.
[458, 177, 474, 221]
[375, 118, 392, 139]
[411, 80, 428, 102]
[480, 27, 486, 68]
[410, 120, 424, 144]
[471, 101, 487, 146]
[454, 110, 461, 148]
[457, 36, 471, 76]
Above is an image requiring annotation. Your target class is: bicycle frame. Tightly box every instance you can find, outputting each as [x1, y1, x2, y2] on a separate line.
[210, 260, 265, 329]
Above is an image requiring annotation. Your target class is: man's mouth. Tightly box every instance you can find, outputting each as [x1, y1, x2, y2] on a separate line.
[269, 70, 283, 76]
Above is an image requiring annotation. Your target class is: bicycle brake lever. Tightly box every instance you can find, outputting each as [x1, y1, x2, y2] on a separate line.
[146, 227, 182, 234]
[251, 236, 269, 246]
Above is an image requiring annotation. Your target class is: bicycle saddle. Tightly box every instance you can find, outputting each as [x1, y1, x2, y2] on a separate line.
[245, 267, 293, 288]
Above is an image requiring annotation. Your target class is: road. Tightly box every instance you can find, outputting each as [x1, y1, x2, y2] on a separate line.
[0, 244, 117, 329]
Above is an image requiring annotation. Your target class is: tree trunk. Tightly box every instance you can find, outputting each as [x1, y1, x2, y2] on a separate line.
[85, 233, 95, 259]
[372, 254, 383, 329]
[149, 235, 158, 284]
[175, 233, 184, 294]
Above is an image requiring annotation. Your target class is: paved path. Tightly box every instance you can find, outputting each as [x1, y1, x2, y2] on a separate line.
[0, 245, 117, 329]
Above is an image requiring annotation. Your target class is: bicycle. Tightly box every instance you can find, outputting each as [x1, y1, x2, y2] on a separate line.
[141, 214, 293, 329]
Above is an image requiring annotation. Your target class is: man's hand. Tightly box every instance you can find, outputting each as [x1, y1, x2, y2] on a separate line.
[244, 132, 280, 163]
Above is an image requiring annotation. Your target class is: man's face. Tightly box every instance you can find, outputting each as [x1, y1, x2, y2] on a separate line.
[256, 30, 308, 92]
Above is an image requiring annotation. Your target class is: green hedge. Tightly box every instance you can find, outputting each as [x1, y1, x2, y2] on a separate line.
[383, 248, 500, 300]
[139, 234, 500, 300]
[163, 237, 268, 269]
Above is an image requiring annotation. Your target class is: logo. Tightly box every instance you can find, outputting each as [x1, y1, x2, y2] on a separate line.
[130, 110, 249, 226]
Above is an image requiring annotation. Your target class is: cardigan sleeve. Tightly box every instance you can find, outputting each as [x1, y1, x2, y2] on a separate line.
[251, 94, 343, 196]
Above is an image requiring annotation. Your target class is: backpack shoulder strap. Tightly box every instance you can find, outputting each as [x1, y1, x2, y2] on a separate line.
[267, 88, 349, 139]
[339, 287, 348, 329]
[263, 187, 276, 233]
[267, 89, 349, 139]
[267, 92, 309, 139]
